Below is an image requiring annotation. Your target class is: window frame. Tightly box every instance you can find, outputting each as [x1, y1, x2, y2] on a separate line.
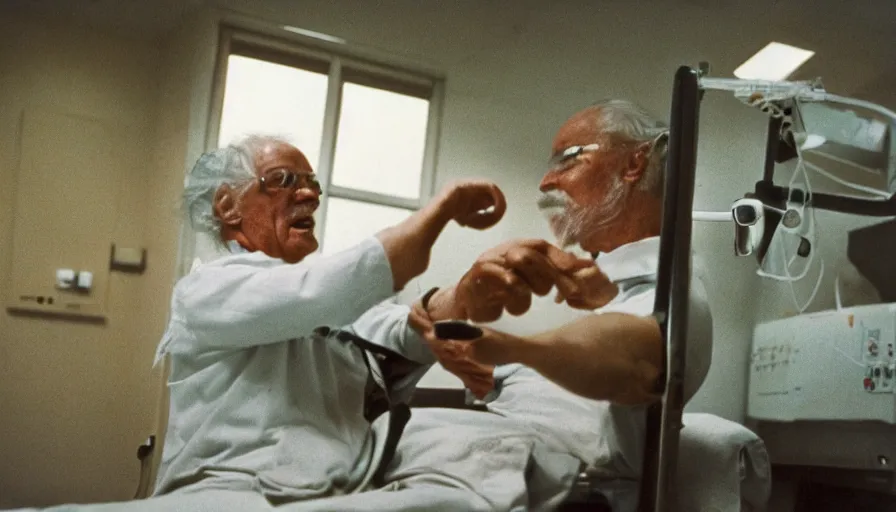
[206, 27, 445, 252]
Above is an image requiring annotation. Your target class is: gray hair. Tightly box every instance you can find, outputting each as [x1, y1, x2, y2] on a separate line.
[591, 99, 670, 195]
[182, 134, 287, 241]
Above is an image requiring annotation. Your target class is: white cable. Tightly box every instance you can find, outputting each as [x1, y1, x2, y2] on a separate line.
[811, 149, 883, 177]
[757, 134, 825, 314]
[693, 211, 733, 222]
[791, 259, 824, 314]
[834, 274, 843, 311]
[833, 345, 866, 368]
[803, 160, 891, 199]
[791, 148, 825, 314]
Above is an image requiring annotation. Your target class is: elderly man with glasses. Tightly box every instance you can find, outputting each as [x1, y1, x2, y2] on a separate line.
[405, 100, 721, 511]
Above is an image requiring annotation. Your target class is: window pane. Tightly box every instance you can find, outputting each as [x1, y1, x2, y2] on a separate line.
[217, 55, 328, 168]
[320, 197, 412, 255]
[331, 82, 430, 199]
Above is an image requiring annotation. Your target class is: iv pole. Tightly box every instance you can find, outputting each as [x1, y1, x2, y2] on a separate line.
[638, 64, 702, 512]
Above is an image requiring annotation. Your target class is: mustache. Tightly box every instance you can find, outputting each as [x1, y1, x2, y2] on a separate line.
[287, 199, 320, 219]
[536, 190, 572, 210]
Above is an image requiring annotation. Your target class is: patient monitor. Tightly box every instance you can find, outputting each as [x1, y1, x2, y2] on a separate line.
[749, 303, 896, 423]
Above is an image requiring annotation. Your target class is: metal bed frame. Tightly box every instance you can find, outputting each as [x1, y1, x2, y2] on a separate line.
[637, 65, 701, 512]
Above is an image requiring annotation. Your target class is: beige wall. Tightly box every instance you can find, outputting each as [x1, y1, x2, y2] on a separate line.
[1, 0, 894, 508]
[0, 12, 185, 508]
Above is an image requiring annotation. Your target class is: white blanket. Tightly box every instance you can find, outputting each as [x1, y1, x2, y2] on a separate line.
[17, 408, 579, 512]
[675, 413, 771, 512]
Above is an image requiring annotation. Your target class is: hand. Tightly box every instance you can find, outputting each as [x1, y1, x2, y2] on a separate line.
[437, 180, 507, 230]
[409, 300, 495, 399]
[453, 239, 596, 322]
[554, 265, 620, 310]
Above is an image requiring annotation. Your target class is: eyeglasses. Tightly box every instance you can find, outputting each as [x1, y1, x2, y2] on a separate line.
[547, 143, 602, 172]
[258, 168, 321, 194]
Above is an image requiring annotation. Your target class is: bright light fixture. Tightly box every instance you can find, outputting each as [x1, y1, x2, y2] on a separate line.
[282, 25, 347, 45]
[734, 42, 815, 81]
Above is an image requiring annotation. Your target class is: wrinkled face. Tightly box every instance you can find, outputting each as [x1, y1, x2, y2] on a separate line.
[537, 109, 647, 253]
[215, 141, 321, 263]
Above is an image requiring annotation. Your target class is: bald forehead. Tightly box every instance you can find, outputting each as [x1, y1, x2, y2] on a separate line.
[252, 140, 313, 175]
[551, 107, 606, 156]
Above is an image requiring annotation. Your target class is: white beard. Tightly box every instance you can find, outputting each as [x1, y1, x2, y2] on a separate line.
[536, 180, 627, 249]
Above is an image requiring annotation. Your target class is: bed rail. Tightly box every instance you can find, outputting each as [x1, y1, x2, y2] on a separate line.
[638, 65, 702, 512]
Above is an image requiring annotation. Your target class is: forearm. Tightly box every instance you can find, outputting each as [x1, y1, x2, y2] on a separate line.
[376, 197, 453, 291]
[347, 301, 437, 365]
[507, 313, 663, 404]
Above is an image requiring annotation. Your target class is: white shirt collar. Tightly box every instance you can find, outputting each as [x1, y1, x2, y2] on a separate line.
[227, 240, 249, 254]
[595, 236, 660, 283]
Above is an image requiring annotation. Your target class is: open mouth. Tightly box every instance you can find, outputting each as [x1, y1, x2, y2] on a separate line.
[290, 217, 316, 231]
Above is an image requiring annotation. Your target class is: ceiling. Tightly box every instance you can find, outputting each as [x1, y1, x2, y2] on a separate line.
[2, 0, 205, 42]
[4, 0, 895, 104]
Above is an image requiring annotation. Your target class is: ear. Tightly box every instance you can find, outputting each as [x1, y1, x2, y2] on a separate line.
[213, 184, 242, 228]
[621, 143, 651, 184]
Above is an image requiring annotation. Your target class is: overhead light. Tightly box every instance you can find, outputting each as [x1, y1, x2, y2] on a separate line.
[282, 25, 346, 45]
[734, 42, 815, 81]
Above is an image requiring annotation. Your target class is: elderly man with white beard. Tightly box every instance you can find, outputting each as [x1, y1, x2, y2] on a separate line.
[412, 99, 715, 509]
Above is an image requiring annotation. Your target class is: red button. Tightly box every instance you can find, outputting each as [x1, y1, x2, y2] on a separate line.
[865, 377, 875, 391]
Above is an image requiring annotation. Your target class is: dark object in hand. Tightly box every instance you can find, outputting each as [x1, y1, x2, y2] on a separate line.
[433, 320, 483, 341]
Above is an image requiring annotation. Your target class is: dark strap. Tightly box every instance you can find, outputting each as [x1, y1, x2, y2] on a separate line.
[615, 274, 658, 294]
[314, 326, 417, 487]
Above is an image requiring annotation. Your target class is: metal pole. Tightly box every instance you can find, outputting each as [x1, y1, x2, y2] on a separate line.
[639, 65, 701, 512]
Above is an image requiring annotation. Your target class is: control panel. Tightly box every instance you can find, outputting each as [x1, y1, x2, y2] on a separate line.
[748, 303, 896, 423]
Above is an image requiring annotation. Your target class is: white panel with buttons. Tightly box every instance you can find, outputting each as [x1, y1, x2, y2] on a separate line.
[748, 303, 896, 423]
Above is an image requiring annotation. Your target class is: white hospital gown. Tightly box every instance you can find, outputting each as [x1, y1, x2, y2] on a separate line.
[486, 236, 714, 508]
[152, 236, 435, 501]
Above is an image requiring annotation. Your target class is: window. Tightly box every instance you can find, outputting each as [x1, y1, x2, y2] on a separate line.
[209, 29, 442, 256]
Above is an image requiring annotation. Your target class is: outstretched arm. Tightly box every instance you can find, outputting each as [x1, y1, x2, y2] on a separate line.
[377, 180, 506, 291]
[466, 312, 664, 405]
[177, 180, 506, 352]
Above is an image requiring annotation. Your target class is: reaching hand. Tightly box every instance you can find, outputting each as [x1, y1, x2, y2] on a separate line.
[437, 179, 507, 230]
[453, 239, 597, 322]
[553, 265, 620, 310]
[408, 300, 495, 399]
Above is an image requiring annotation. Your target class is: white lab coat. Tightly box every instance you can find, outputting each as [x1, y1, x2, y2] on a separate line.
[152, 236, 435, 501]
